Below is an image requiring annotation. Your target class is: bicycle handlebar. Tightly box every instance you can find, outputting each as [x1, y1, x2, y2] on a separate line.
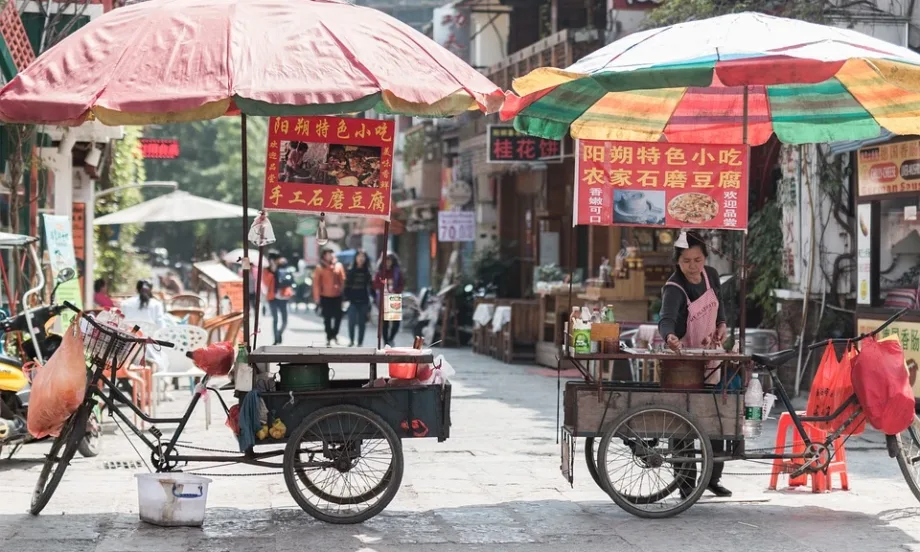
[64, 301, 175, 348]
[806, 306, 909, 351]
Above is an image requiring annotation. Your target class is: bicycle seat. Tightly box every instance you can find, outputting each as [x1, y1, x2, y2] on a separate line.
[751, 349, 798, 368]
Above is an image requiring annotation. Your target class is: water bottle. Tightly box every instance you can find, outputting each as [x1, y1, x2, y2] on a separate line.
[743, 373, 764, 439]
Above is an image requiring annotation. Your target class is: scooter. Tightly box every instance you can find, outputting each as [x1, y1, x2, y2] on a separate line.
[0, 263, 102, 459]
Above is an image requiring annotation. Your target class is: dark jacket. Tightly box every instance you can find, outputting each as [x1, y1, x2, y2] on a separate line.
[344, 265, 374, 304]
[658, 265, 727, 341]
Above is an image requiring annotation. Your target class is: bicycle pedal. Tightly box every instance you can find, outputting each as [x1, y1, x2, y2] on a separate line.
[149, 426, 162, 439]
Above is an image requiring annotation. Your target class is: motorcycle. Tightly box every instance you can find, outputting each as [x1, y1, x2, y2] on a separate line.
[0, 259, 102, 459]
[414, 284, 475, 346]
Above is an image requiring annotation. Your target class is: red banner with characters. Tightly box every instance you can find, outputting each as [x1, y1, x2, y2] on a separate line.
[263, 116, 395, 219]
[574, 140, 750, 230]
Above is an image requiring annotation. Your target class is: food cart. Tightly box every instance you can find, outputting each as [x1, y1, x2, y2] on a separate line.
[191, 260, 244, 315]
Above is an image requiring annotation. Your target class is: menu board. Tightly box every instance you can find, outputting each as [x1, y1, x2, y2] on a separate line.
[574, 140, 750, 230]
[858, 139, 920, 198]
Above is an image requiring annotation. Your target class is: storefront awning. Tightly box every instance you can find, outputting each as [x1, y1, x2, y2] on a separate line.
[826, 130, 895, 156]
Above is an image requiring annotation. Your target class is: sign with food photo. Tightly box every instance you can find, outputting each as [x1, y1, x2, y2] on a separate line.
[263, 116, 395, 219]
[857, 139, 920, 198]
[574, 140, 750, 230]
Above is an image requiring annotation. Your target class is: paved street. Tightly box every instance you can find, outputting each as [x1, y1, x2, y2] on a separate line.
[1, 310, 920, 551]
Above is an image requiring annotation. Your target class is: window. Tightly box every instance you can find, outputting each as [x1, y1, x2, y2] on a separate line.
[879, 196, 920, 297]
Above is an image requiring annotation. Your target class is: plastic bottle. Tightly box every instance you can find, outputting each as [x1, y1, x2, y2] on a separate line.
[234, 343, 253, 393]
[606, 304, 616, 323]
[743, 373, 764, 439]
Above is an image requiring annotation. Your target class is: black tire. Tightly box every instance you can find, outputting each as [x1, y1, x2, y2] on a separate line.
[77, 406, 103, 458]
[597, 404, 713, 519]
[897, 414, 920, 503]
[30, 403, 90, 515]
[283, 405, 403, 524]
[586, 436, 681, 503]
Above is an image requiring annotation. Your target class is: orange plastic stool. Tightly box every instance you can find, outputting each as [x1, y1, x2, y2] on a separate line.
[768, 411, 849, 493]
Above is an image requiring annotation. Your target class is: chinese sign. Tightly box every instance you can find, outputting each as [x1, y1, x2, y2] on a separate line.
[438, 211, 476, 242]
[433, 4, 471, 62]
[856, 319, 920, 397]
[72, 203, 86, 301]
[139, 139, 180, 159]
[858, 139, 920, 197]
[439, 166, 475, 243]
[574, 139, 750, 230]
[487, 125, 562, 164]
[263, 116, 395, 220]
[42, 214, 82, 327]
[856, 203, 872, 305]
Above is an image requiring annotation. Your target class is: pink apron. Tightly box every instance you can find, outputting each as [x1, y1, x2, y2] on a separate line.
[665, 269, 721, 385]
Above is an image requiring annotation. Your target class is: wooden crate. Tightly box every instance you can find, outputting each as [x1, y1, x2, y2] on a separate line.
[563, 381, 742, 440]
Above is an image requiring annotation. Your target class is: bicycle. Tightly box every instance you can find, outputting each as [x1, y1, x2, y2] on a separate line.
[564, 307, 920, 519]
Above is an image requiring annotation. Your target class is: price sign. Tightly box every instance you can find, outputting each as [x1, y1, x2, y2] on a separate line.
[438, 211, 475, 242]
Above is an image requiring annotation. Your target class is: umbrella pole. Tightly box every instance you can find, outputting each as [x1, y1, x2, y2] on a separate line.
[253, 246, 265, 348]
[241, 114, 251, 350]
[738, 86, 749, 356]
[377, 221, 390, 353]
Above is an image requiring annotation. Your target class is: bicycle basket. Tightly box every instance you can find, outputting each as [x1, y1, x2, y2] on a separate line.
[80, 315, 146, 371]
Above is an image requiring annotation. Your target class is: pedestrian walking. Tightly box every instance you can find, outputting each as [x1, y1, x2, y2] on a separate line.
[313, 248, 346, 346]
[374, 252, 405, 347]
[344, 250, 374, 347]
[262, 251, 295, 345]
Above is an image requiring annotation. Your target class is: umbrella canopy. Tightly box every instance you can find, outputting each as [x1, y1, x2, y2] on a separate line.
[223, 248, 260, 264]
[94, 191, 259, 225]
[0, 232, 37, 248]
[0, 0, 503, 126]
[502, 12, 920, 145]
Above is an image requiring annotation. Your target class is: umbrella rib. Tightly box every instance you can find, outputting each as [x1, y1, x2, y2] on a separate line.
[593, 27, 673, 74]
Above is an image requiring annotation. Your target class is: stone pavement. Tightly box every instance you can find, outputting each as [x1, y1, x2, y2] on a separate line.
[1, 310, 920, 551]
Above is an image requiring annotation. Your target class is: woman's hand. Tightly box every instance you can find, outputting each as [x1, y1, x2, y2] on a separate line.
[666, 334, 681, 352]
[715, 323, 728, 346]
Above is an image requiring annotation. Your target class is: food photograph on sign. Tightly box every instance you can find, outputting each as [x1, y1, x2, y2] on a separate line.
[263, 116, 395, 219]
[574, 140, 749, 230]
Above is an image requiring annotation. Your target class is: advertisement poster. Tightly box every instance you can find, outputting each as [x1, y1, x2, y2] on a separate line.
[487, 124, 562, 164]
[574, 140, 750, 229]
[384, 293, 403, 321]
[856, 203, 872, 305]
[857, 319, 920, 397]
[42, 214, 82, 327]
[263, 116, 395, 219]
[857, 139, 920, 197]
[438, 166, 475, 243]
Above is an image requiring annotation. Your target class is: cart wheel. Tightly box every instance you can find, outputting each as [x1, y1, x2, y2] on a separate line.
[597, 404, 713, 519]
[586, 436, 680, 503]
[30, 402, 90, 515]
[897, 414, 920, 503]
[283, 404, 404, 524]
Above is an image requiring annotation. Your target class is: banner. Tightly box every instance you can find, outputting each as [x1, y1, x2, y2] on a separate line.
[574, 140, 750, 230]
[263, 116, 395, 219]
[42, 214, 82, 327]
[487, 124, 562, 163]
[858, 139, 920, 197]
[856, 203, 872, 305]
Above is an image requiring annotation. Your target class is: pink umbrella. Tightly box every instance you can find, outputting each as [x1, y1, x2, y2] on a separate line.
[0, 0, 503, 125]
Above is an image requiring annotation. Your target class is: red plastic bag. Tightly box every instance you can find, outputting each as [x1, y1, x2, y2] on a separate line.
[188, 341, 235, 376]
[807, 343, 865, 434]
[27, 320, 87, 439]
[852, 335, 915, 435]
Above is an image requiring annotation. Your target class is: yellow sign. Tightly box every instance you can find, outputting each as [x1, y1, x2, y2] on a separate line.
[856, 318, 920, 397]
[858, 139, 920, 197]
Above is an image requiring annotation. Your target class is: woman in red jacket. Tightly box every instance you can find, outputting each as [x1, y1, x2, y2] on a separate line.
[373, 252, 404, 347]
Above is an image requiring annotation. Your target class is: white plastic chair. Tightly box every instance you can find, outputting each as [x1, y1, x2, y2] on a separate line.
[151, 325, 211, 425]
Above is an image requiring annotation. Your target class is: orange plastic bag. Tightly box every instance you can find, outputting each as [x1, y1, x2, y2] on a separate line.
[27, 319, 87, 439]
[806, 342, 865, 434]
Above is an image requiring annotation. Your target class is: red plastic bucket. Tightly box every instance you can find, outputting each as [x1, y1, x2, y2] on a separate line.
[385, 348, 423, 379]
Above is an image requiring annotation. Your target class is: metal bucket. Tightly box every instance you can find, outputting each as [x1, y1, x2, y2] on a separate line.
[659, 359, 706, 389]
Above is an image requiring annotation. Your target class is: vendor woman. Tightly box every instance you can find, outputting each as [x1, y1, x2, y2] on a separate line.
[658, 231, 731, 498]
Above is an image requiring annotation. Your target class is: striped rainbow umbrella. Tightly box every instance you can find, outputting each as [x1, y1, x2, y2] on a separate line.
[501, 12, 920, 146]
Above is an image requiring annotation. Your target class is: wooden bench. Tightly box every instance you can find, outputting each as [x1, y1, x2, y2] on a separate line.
[500, 299, 540, 364]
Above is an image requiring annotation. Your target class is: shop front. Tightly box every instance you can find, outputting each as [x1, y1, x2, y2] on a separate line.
[855, 137, 920, 397]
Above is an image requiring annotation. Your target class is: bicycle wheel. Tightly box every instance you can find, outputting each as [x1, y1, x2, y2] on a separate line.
[585, 436, 680, 503]
[77, 404, 103, 458]
[283, 405, 403, 524]
[897, 414, 920, 503]
[30, 402, 90, 515]
[597, 404, 713, 519]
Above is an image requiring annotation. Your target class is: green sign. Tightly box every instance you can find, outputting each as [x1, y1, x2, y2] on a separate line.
[42, 214, 82, 328]
[296, 218, 319, 236]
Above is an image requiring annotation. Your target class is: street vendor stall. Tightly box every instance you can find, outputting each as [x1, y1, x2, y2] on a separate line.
[503, 11, 920, 518]
[0, 0, 502, 525]
[191, 260, 244, 315]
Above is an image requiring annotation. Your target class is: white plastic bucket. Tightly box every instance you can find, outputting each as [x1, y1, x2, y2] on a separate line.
[135, 473, 212, 527]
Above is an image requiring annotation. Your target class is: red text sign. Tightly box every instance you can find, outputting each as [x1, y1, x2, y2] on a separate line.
[574, 140, 750, 230]
[139, 139, 180, 159]
[263, 116, 395, 219]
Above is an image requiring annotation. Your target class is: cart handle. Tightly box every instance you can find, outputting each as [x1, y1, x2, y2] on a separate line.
[807, 307, 909, 351]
